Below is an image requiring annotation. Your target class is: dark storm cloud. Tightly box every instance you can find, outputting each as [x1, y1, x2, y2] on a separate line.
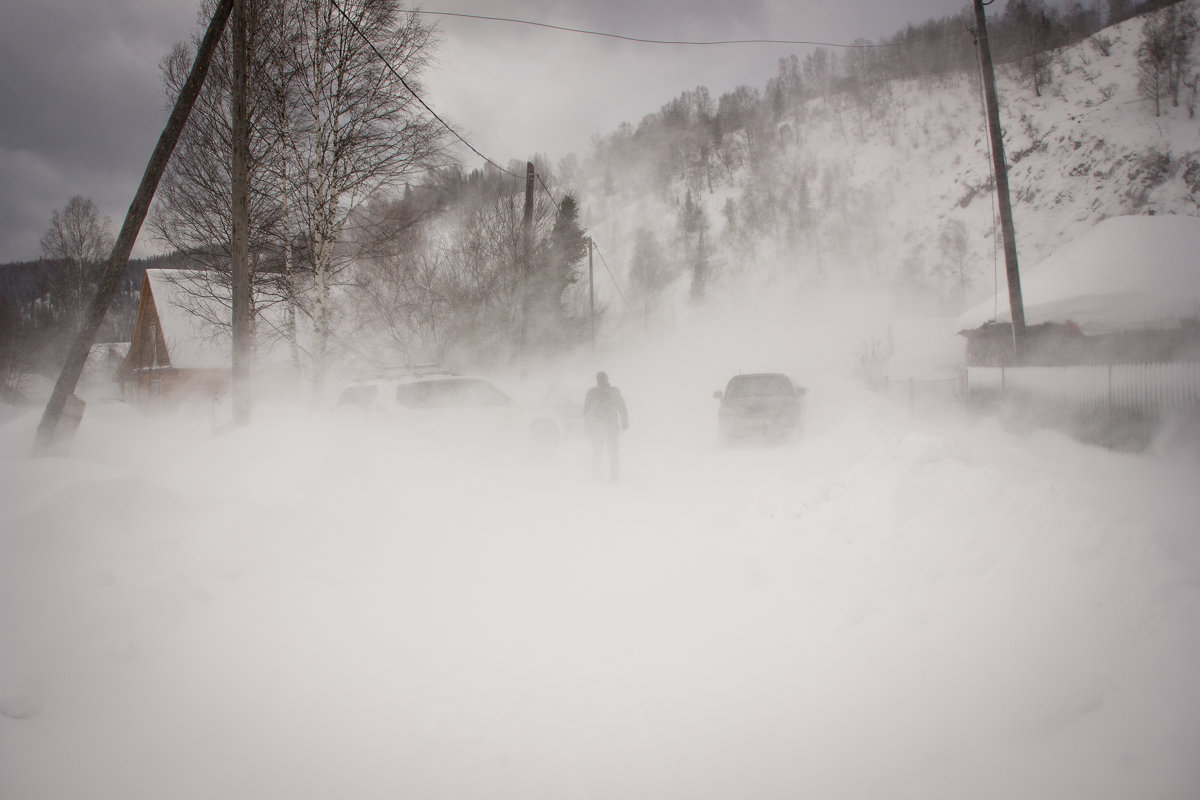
[0, 0, 197, 262]
[0, 0, 977, 262]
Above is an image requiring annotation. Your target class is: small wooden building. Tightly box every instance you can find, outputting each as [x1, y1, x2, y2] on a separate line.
[116, 269, 287, 404]
[117, 270, 229, 402]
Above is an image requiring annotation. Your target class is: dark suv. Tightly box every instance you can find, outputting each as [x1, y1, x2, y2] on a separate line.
[714, 373, 805, 444]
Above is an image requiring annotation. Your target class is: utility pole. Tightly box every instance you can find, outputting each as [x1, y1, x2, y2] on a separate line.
[588, 237, 595, 352]
[34, 0, 235, 455]
[231, 0, 252, 425]
[973, 0, 1027, 359]
[519, 161, 535, 357]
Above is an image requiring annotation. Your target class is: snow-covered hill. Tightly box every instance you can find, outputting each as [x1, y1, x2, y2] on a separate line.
[576, 11, 1200, 326]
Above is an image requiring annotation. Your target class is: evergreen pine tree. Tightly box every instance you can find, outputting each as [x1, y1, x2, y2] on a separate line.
[532, 194, 588, 349]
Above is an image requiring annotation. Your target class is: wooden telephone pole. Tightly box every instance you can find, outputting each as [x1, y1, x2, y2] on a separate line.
[974, 0, 1027, 358]
[588, 238, 595, 352]
[35, 0, 235, 454]
[519, 161, 535, 356]
[231, 0, 251, 425]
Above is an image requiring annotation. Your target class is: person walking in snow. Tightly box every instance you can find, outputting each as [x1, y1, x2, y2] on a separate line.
[584, 371, 628, 482]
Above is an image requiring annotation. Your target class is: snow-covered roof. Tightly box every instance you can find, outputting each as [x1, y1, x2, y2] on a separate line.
[958, 214, 1200, 335]
[146, 269, 291, 370]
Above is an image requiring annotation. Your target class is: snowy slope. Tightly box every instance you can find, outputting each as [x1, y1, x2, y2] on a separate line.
[577, 11, 1200, 324]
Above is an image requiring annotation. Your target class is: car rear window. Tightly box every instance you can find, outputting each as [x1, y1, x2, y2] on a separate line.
[725, 374, 793, 397]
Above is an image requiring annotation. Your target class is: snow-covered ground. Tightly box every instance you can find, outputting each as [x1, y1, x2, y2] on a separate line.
[3, 297, 1199, 799]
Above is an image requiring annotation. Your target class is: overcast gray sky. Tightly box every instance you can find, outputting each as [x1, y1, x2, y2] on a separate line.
[0, 0, 979, 263]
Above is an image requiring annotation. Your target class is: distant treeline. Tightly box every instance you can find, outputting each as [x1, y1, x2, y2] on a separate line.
[0, 251, 192, 393]
[0, 251, 189, 312]
[885, 0, 1182, 77]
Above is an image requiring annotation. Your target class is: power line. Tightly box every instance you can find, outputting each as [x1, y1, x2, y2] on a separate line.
[329, 0, 522, 179]
[332, 0, 627, 320]
[591, 240, 634, 314]
[535, 172, 563, 215]
[534, 173, 633, 314]
[406, 9, 901, 49]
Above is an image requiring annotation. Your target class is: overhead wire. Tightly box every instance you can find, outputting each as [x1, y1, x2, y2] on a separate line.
[329, 0, 633, 312]
[329, 0, 522, 179]
[395, 5, 979, 316]
[537, 172, 638, 311]
[340, 1, 975, 318]
[404, 9, 904, 49]
[590, 241, 633, 314]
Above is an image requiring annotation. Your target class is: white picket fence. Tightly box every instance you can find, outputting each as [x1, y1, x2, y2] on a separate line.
[967, 362, 1200, 408]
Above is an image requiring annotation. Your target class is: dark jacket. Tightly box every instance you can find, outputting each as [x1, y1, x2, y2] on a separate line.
[584, 384, 628, 436]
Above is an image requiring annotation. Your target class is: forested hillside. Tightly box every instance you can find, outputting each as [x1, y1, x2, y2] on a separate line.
[0, 252, 190, 398]
[341, 0, 1199, 371]
[572, 2, 1200, 331]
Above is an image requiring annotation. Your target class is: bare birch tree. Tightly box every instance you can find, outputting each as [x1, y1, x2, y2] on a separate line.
[150, 0, 288, 323]
[39, 196, 114, 325]
[1002, 0, 1060, 98]
[282, 0, 445, 390]
[1136, 4, 1198, 116]
[150, 0, 444, 389]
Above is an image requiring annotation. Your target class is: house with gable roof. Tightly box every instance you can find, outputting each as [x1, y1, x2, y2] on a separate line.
[117, 269, 291, 403]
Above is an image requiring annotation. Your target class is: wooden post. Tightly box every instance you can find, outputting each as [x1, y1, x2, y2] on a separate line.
[588, 237, 595, 352]
[231, 0, 252, 425]
[34, 0, 235, 454]
[973, 0, 1027, 360]
[519, 161, 534, 356]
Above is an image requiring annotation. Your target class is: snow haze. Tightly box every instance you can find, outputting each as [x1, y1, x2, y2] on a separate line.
[4, 293, 1200, 798]
[5, 4, 1200, 797]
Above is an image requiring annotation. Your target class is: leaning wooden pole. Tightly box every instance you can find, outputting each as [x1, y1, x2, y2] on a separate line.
[230, 0, 252, 426]
[34, 0, 235, 454]
[973, 0, 1027, 359]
